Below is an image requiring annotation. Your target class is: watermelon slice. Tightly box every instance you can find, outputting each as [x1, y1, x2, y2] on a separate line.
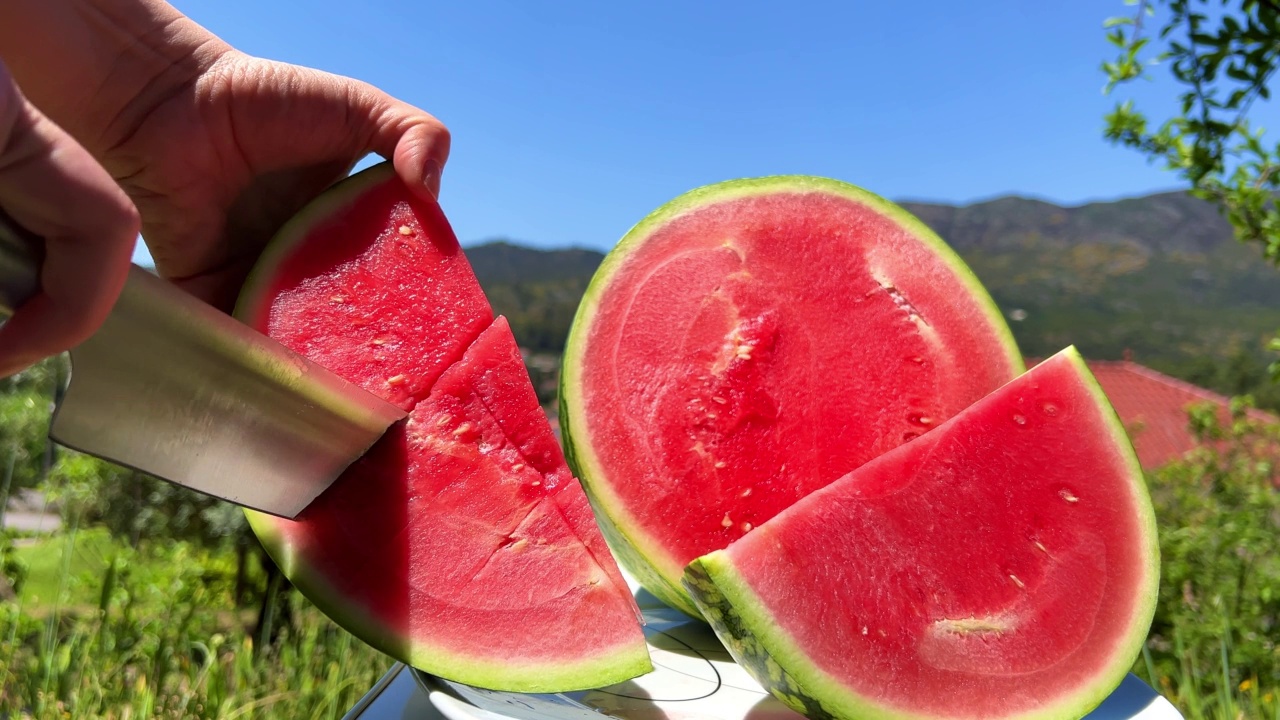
[683, 347, 1160, 720]
[560, 176, 1025, 616]
[234, 164, 650, 692]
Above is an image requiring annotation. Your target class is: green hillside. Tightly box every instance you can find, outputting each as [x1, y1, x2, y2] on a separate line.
[466, 190, 1280, 408]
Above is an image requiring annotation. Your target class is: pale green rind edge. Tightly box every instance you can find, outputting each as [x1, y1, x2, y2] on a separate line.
[558, 370, 702, 617]
[1061, 345, 1162, 681]
[235, 162, 652, 692]
[245, 512, 652, 693]
[680, 345, 1160, 720]
[560, 175, 1025, 616]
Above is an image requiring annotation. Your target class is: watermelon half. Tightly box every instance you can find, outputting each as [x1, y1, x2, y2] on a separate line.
[234, 164, 650, 692]
[560, 176, 1025, 616]
[683, 347, 1160, 720]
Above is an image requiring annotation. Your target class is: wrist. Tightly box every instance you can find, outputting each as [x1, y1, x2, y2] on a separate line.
[0, 0, 231, 155]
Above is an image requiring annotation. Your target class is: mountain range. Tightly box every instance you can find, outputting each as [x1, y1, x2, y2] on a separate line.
[465, 189, 1280, 407]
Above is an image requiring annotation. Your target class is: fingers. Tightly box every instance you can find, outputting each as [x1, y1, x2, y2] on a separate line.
[0, 60, 139, 377]
[361, 91, 451, 202]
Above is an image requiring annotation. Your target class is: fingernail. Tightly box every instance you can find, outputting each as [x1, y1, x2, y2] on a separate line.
[423, 158, 444, 200]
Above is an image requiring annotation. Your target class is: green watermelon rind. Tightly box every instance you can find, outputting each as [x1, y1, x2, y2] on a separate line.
[560, 175, 1026, 617]
[243, 512, 652, 693]
[234, 163, 653, 693]
[681, 346, 1160, 720]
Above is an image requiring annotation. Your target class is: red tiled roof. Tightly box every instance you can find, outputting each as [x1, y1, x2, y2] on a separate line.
[1032, 358, 1277, 470]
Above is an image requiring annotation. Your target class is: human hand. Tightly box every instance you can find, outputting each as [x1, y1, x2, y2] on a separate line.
[0, 0, 449, 375]
[0, 59, 139, 377]
[96, 48, 451, 311]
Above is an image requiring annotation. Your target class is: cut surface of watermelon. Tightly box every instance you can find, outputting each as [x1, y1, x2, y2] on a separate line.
[683, 347, 1159, 720]
[236, 164, 649, 692]
[561, 176, 1024, 615]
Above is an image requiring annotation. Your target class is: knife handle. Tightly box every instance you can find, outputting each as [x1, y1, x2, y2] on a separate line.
[0, 208, 43, 318]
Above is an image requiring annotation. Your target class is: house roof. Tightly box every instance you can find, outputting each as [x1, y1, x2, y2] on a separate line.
[1031, 358, 1277, 469]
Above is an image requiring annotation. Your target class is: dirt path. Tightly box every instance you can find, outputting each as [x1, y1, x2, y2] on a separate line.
[2, 511, 62, 534]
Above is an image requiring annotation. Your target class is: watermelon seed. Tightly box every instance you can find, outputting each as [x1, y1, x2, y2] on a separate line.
[512, 463, 525, 472]
[531, 480, 541, 487]
[861, 627, 868, 636]
[879, 282, 928, 326]
[330, 294, 346, 304]
[931, 616, 1012, 634]
[714, 461, 727, 469]
[1009, 574, 1025, 589]
[398, 225, 414, 236]
[371, 338, 386, 346]
[721, 514, 733, 528]
[1012, 413, 1027, 425]
[453, 422, 474, 437]
[387, 374, 407, 386]
[712, 396, 727, 404]
[740, 488, 752, 498]
[740, 522, 753, 532]
[1059, 489, 1080, 503]
[436, 415, 451, 427]
[1034, 541, 1048, 554]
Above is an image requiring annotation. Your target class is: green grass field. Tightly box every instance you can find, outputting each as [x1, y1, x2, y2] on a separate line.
[3, 398, 1279, 719]
[13, 526, 117, 607]
[1, 527, 391, 719]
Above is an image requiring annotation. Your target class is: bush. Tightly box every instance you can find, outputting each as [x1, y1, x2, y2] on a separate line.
[0, 532, 26, 599]
[1140, 397, 1280, 715]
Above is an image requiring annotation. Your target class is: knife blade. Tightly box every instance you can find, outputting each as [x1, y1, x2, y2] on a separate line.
[0, 208, 407, 519]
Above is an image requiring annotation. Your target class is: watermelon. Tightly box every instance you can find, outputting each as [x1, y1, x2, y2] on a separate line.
[234, 164, 651, 692]
[683, 347, 1160, 720]
[560, 176, 1025, 616]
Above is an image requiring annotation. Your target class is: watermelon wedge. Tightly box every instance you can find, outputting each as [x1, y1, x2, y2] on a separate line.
[560, 176, 1025, 616]
[234, 164, 650, 692]
[683, 347, 1160, 720]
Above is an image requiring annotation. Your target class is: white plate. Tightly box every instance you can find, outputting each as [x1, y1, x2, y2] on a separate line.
[416, 578, 1185, 720]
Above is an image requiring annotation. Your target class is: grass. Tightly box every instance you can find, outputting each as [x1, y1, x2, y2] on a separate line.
[1135, 638, 1280, 720]
[4, 443, 1279, 720]
[1, 525, 392, 719]
[13, 526, 118, 607]
[4, 525, 1274, 720]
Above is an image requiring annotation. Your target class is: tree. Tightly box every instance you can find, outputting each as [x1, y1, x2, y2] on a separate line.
[1104, 0, 1280, 259]
[1102, 0, 1280, 371]
[0, 356, 64, 496]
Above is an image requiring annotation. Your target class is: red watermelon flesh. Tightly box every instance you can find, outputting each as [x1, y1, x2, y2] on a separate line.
[236, 165, 649, 692]
[683, 347, 1159, 720]
[242, 171, 495, 409]
[562, 176, 1023, 614]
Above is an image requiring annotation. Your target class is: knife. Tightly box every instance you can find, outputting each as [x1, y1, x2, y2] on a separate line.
[0, 209, 407, 519]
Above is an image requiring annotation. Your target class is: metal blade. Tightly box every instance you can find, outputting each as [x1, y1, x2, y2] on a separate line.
[50, 265, 407, 518]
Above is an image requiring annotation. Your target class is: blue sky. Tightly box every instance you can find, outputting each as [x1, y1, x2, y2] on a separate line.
[134, 0, 1251, 261]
